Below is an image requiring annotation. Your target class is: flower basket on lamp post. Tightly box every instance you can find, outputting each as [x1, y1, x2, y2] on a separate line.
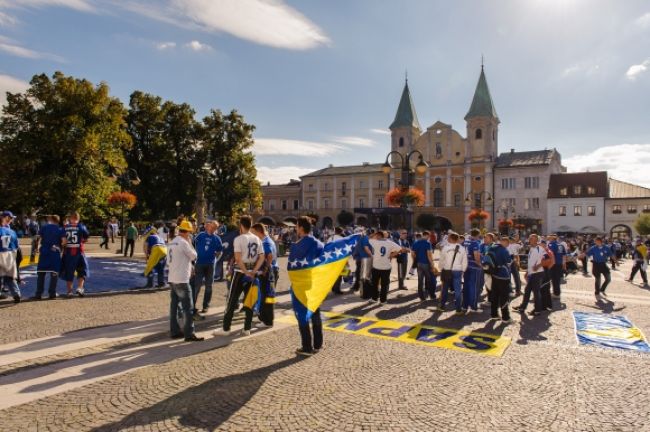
[108, 191, 137, 254]
[468, 208, 489, 228]
[498, 218, 514, 235]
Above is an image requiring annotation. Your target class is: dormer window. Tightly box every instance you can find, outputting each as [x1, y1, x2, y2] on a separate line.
[475, 129, 482, 139]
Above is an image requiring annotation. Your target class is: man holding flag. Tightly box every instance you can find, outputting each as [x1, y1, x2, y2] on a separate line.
[288, 216, 359, 356]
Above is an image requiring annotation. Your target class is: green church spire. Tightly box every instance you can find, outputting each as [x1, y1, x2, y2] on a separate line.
[389, 79, 421, 130]
[464, 66, 498, 121]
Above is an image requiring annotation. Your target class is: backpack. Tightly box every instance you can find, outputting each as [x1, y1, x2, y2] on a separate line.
[541, 246, 555, 269]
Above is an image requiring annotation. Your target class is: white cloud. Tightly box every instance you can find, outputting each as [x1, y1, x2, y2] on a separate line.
[156, 41, 176, 50]
[332, 136, 375, 147]
[635, 12, 650, 28]
[0, 0, 95, 12]
[118, 0, 330, 50]
[257, 165, 315, 185]
[625, 59, 650, 80]
[0, 35, 64, 61]
[184, 40, 212, 52]
[0, 73, 29, 106]
[564, 144, 650, 188]
[370, 128, 390, 135]
[0, 11, 17, 26]
[254, 138, 344, 156]
[561, 63, 600, 78]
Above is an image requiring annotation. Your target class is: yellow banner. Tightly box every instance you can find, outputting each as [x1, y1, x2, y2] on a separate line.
[278, 311, 511, 357]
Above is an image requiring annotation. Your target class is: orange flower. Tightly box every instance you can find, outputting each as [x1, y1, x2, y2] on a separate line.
[108, 191, 137, 209]
[385, 187, 425, 207]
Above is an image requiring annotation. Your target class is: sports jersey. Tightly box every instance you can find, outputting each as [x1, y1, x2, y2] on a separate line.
[463, 238, 481, 264]
[527, 245, 545, 274]
[507, 242, 522, 258]
[234, 232, 263, 265]
[63, 223, 89, 253]
[194, 232, 223, 265]
[548, 240, 566, 266]
[262, 236, 278, 268]
[146, 233, 164, 249]
[167, 235, 197, 283]
[411, 238, 432, 265]
[39, 223, 65, 252]
[0, 225, 18, 252]
[586, 245, 613, 263]
[353, 235, 371, 259]
[369, 238, 401, 270]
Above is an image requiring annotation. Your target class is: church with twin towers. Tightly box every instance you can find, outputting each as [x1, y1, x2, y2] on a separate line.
[259, 66, 562, 233]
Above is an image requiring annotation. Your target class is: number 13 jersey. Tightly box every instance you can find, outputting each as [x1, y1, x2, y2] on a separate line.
[234, 232, 263, 265]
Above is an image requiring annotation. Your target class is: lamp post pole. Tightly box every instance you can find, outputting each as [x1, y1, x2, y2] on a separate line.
[113, 168, 141, 254]
[382, 150, 429, 232]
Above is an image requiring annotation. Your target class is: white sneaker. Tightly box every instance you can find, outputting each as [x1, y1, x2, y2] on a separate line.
[75, 288, 85, 297]
[256, 322, 273, 329]
[212, 328, 231, 337]
[241, 329, 251, 336]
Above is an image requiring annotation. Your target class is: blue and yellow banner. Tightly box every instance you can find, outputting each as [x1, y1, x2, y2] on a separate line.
[277, 311, 511, 357]
[288, 234, 358, 325]
[573, 311, 650, 353]
[143, 244, 167, 276]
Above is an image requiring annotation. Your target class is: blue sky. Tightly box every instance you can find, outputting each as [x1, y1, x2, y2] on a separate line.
[1, 0, 650, 186]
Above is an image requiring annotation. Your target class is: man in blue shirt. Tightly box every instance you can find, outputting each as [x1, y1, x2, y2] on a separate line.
[143, 229, 166, 288]
[192, 220, 223, 317]
[582, 237, 616, 297]
[548, 234, 566, 297]
[252, 223, 278, 327]
[486, 235, 513, 323]
[411, 231, 436, 302]
[33, 214, 66, 299]
[0, 211, 21, 303]
[463, 229, 483, 313]
[61, 212, 90, 297]
[290, 216, 325, 356]
[351, 228, 372, 297]
[396, 229, 411, 290]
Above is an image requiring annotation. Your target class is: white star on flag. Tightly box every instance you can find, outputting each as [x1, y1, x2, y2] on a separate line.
[323, 251, 333, 261]
[289, 260, 298, 268]
[343, 244, 353, 253]
[312, 258, 321, 265]
[334, 248, 343, 257]
[299, 258, 309, 267]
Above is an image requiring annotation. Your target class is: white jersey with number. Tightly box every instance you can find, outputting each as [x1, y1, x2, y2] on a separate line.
[234, 232, 263, 265]
[369, 238, 401, 270]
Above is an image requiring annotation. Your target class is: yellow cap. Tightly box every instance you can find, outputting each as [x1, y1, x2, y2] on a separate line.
[178, 220, 194, 232]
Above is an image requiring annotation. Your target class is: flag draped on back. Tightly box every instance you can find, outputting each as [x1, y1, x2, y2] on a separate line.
[288, 234, 359, 325]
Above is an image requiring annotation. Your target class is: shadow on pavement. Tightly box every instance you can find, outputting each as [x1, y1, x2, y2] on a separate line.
[90, 357, 304, 432]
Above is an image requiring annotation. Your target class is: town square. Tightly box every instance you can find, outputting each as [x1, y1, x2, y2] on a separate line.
[1, 1, 650, 431]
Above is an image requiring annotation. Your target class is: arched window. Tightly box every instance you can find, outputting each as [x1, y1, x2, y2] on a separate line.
[475, 128, 482, 139]
[398, 137, 404, 147]
[433, 188, 444, 208]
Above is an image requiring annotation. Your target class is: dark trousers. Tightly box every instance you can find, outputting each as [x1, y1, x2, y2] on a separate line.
[99, 235, 109, 249]
[36, 272, 58, 297]
[550, 264, 563, 296]
[541, 270, 552, 309]
[147, 258, 166, 287]
[397, 257, 407, 289]
[298, 308, 323, 352]
[192, 262, 215, 313]
[630, 261, 647, 284]
[521, 272, 544, 312]
[511, 262, 521, 293]
[371, 268, 391, 302]
[332, 276, 343, 293]
[581, 257, 589, 274]
[416, 263, 436, 300]
[258, 269, 276, 326]
[124, 239, 135, 257]
[490, 277, 511, 320]
[222, 272, 254, 331]
[352, 258, 362, 291]
[593, 262, 611, 294]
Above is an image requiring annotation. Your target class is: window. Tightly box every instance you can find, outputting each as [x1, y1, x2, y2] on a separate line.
[399, 137, 404, 147]
[281, 200, 287, 210]
[307, 200, 314, 210]
[612, 205, 622, 214]
[559, 206, 567, 216]
[560, 187, 568, 196]
[454, 193, 461, 207]
[323, 199, 329, 209]
[435, 142, 442, 158]
[359, 180, 365, 189]
[341, 181, 346, 196]
[501, 178, 516, 190]
[587, 186, 596, 195]
[377, 198, 383, 208]
[628, 205, 638, 214]
[531, 198, 539, 209]
[474, 193, 482, 208]
[434, 188, 444, 207]
[308, 184, 314, 192]
[524, 177, 539, 189]
[475, 129, 482, 139]
[574, 206, 582, 216]
[341, 198, 347, 209]
[573, 185, 582, 195]
[293, 200, 299, 210]
[359, 198, 365, 208]
[587, 206, 596, 216]
[323, 183, 329, 191]
[269, 200, 275, 211]
[378, 180, 384, 190]
[644, 205, 650, 214]
[434, 177, 442, 184]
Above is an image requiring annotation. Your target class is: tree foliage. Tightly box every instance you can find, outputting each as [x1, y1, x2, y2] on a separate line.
[634, 214, 650, 236]
[337, 210, 354, 227]
[0, 72, 130, 219]
[416, 213, 438, 231]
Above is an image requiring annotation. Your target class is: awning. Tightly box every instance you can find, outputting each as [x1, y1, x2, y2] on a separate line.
[579, 226, 604, 234]
[353, 207, 412, 215]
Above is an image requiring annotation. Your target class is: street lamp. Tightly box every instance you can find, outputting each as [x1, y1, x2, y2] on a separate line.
[111, 168, 141, 254]
[464, 190, 493, 208]
[382, 150, 429, 231]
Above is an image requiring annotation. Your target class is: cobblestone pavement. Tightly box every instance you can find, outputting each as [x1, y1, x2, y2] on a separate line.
[1, 255, 650, 431]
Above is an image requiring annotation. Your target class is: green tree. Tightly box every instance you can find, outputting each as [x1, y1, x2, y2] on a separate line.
[337, 210, 354, 226]
[634, 214, 650, 235]
[202, 109, 260, 222]
[0, 72, 130, 219]
[416, 213, 438, 231]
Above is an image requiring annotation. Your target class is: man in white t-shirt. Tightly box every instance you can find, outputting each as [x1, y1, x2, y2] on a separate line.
[368, 231, 402, 303]
[507, 234, 523, 296]
[514, 234, 545, 317]
[215, 215, 265, 337]
[167, 220, 203, 342]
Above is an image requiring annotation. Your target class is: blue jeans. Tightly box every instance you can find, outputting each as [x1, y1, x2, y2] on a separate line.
[416, 263, 436, 300]
[214, 256, 224, 280]
[147, 258, 166, 287]
[192, 262, 215, 312]
[170, 282, 195, 337]
[440, 270, 463, 311]
[1, 276, 20, 298]
[463, 265, 482, 310]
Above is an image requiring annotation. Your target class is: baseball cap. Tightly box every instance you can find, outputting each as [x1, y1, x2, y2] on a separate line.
[1, 210, 15, 219]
